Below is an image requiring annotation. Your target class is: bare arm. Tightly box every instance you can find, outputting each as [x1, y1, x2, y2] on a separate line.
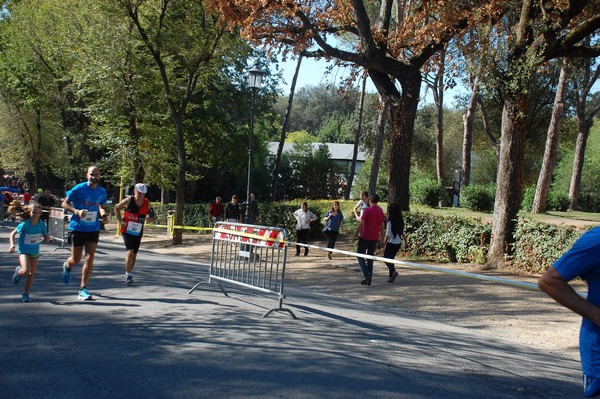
[354, 219, 365, 239]
[9, 229, 17, 252]
[538, 266, 600, 326]
[114, 197, 131, 223]
[100, 204, 108, 221]
[61, 197, 78, 215]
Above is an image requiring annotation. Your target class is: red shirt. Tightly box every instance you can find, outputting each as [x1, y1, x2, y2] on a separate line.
[360, 205, 385, 240]
[209, 201, 225, 218]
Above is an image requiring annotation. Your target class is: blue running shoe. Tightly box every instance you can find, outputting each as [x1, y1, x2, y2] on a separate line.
[78, 287, 92, 301]
[125, 273, 134, 285]
[13, 266, 22, 285]
[22, 293, 31, 302]
[62, 262, 71, 285]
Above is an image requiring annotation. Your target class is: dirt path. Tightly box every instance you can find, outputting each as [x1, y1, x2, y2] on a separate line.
[139, 230, 584, 362]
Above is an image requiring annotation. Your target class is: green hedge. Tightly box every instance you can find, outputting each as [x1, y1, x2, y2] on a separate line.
[510, 220, 582, 274]
[148, 201, 327, 240]
[404, 212, 491, 263]
[461, 184, 495, 213]
[403, 212, 588, 271]
[410, 178, 446, 207]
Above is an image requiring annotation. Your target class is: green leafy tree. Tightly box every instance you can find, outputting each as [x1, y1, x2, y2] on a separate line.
[113, 0, 254, 244]
[465, 1, 600, 268]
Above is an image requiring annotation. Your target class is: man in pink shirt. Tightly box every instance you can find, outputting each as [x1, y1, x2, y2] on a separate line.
[353, 194, 385, 285]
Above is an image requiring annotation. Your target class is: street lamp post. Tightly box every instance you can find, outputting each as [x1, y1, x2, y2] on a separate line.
[244, 66, 265, 224]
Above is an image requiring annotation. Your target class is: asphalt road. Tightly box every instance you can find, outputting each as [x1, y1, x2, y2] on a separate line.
[0, 223, 583, 398]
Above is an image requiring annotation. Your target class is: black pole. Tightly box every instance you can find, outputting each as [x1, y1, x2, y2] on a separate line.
[245, 87, 256, 224]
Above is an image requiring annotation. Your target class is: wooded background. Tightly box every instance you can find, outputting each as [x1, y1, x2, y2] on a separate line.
[0, 0, 599, 265]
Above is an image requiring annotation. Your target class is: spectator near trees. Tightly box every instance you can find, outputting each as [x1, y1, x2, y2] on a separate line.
[209, 196, 225, 225]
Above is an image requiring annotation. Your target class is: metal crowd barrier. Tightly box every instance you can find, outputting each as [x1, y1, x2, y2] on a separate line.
[188, 222, 296, 319]
[48, 207, 70, 251]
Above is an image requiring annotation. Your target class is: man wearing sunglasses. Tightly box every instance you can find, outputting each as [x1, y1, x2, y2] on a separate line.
[61, 165, 109, 301]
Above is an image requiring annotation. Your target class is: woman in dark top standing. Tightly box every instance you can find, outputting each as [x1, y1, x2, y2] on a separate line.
[383, 203, 405, 283]
[225, 195, 241, 223]
[323, 201, 344, 260]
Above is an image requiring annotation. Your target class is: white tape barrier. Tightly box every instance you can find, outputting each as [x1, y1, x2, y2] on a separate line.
[291, 241, 587, 297]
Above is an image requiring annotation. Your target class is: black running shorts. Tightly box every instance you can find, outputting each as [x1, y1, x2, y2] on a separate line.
[122, 233, 143, 253]
[69, 231, 100, 247]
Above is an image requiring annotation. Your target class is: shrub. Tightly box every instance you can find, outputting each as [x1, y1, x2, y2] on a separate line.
[520, 185, 535, 211]
[578, 192, 600, 212]
[410, 178, 444, 207]
[461, 184, 495, 213]
[510, 219, 583, 274]
[547, 191, 570, 212]
[150, 203, 210, 231]
[404, 212, 491, 263]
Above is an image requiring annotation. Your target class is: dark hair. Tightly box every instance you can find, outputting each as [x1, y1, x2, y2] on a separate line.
[369, 194, 380, 204]
[387, 203, 404, 238]
[330, 201, 340, 212]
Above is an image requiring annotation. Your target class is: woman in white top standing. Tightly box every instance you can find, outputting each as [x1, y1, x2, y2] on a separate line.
[383, 203, 406, 283]
[293, 201, 317, 256]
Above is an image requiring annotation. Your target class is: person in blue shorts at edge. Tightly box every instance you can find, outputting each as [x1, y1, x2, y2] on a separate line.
[9, 204, 50, 302]
[539, 226, 600, 398]
[61, 165, 109, 301]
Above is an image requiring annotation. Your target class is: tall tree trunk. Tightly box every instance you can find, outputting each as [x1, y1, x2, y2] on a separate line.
[271, 55, 302, 201]
[369, 95, 388, 196]
[345, 75, 366, 200]
[569, 61, 600, 211]
[531, 60, 568, 213]
[461, 76, 479, 189]
[173, 113, 186, 244]
[568, 124, 587, 211]
[432, 49, 445, 198]
[486, 93, 528, 269]
[369, 67, 421, 211]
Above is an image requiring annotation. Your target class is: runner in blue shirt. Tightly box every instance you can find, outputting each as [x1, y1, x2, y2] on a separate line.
[539, 226, 600, 398]
[61, 165, 109, 301]
[9, 204, 50, 302]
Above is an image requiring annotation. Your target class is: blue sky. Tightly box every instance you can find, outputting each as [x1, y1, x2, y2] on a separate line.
[275, 56, 467, 108]
[276, 56, 599, 107]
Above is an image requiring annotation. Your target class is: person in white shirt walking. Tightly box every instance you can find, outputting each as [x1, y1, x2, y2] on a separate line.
[293, 201, 317, 256]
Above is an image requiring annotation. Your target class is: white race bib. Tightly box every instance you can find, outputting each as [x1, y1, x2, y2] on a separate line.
[82, 211, 97, 224]
[24, 233, 42, 245]
[126, 221, 143, 236]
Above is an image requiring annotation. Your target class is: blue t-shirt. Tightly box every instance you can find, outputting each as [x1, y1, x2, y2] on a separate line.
[16, 219, 47, 255]
[66, 182, 107, 232]
[554, 226, 600, 377]
[325, 211, 344, 232]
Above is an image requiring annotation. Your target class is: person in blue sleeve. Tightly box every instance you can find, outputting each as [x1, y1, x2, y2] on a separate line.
[539, 227, 600, 398]
[60, 165, 109, 301]
[9, 204, 50, 302]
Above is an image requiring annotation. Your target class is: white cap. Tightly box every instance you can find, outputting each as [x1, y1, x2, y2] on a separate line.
[134, 183, 147, 194]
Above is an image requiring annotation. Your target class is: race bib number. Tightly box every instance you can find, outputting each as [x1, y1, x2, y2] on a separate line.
[24, 233, 42, 245]
[82, 211, 97, 224]
[126, 221, 143, 236]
